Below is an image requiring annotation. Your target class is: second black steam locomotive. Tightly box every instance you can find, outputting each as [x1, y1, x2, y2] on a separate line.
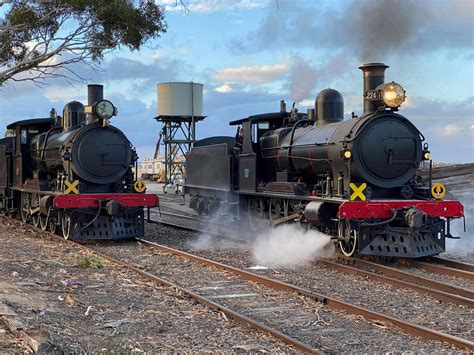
[0, 85, 158, 239]
[185, 63, 464, 258]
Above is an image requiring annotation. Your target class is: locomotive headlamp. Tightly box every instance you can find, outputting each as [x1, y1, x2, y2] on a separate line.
[94, 100, 116, 120]
[342, 149, 352, 160]
[382, 82, 406, 108]
[423, 151, 431, 160]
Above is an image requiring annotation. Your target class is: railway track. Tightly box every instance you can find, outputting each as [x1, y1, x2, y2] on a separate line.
[4, 211, 474, 351]
[146, 216, 474, 348]
[396, 258, 474, 281]
[131, 238, 473, 349]
[319, 256, 474, 307]
[77, 241, 319, 354]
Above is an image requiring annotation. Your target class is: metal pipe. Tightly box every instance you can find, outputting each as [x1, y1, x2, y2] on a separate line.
[87, 84, 104, 124]
[359, 63, 388, 115]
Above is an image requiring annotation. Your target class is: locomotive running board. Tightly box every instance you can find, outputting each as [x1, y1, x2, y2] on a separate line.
[338, 200, 464, 219]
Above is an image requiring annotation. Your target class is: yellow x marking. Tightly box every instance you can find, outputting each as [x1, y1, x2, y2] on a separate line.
[350, 183, 367, 201]
[64, 180, 79, 194]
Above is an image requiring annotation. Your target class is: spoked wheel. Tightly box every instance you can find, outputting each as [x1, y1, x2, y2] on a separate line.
[20, 193, 30, 223]
[49, 212, 59, 234]
[31, 194, 40, 227]
[268, 198, 287, 222]
[248, 197, 267, 231]
[39, 214, 49, 231]
[61, 211, 75, 240]
[338, 219, 358, 257]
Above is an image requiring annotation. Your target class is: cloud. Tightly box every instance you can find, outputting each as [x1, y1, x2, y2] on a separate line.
[402, 96, 473, 163]
[212, 63, 288, 84]
[439, 123, 461, 137]
[215, 84, 232, 93]
[229, 0, 474, 61]
[159, 0, 267, 13]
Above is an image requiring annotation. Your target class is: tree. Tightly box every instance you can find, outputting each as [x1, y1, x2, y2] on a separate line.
[0, 0, 167, 86]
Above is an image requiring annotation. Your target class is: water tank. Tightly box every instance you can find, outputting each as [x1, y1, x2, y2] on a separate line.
[156, 82, 204, 117]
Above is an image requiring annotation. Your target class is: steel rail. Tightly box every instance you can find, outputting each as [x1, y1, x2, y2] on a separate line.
[71, 242, 321, 354]
[397, 258, 474, 281]
[429, 257, 474, 273]
[148, 217, 248, 244]
[136, 238, 474, 350]
[317, 256, 473, 307]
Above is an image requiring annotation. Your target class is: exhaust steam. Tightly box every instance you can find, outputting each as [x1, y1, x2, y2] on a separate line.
[252, 224, 334, 268]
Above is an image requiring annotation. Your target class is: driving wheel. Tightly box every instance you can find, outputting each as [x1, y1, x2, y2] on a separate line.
[338, 219, 358, 257]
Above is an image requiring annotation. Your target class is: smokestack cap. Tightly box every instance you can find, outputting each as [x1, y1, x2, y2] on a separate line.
[359, 63, 389, 77]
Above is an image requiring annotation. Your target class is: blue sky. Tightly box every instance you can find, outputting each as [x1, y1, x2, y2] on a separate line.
[0, 0, 473, 163]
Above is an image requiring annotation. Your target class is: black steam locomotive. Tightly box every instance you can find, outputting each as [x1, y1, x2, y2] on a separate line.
[0, 85, 158, 239]
[186, 63, 464, 258]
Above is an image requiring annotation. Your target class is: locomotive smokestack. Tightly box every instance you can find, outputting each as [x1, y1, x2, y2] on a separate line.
[359, 63, 388, 115]
[87, 84, 104, 124]
[88, 84, 103, 106]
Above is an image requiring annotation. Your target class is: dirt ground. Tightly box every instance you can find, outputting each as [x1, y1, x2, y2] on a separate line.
[0, 216, 297, 353]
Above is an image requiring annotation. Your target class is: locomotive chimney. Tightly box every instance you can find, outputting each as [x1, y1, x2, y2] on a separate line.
[87, 84, 104, 124]
[359, 63, 388, 116]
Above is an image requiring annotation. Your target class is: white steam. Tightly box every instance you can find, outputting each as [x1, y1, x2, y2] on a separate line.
[446, 196, 473, 256]
[252, 224, 334, 268]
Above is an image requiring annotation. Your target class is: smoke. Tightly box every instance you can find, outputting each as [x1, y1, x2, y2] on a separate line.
[252, 224, 334, 268]
[229, 0, 474, 61]
[338, 0, 422, 62]
[286, 55, 351, 103]
[445, 196, 474, 256]
[287, 57, 318, 103]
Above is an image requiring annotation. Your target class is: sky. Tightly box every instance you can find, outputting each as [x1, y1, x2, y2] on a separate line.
[0, 0, 473, 163]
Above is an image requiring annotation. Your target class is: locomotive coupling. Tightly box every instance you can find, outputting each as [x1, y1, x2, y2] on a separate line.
[404, 207, 425, 229]
[106, 199, 123, 216]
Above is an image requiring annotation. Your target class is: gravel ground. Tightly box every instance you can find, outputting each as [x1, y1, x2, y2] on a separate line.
[144, 221, 473, 347]
[92, 239, 464, 353]
[0, 321, 26, 352]
[0, 216, 299, 353]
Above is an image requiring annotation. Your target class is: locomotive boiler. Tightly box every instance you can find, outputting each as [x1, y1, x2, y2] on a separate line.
[185, 63, 464, 258]
[0, 85, 158, 239]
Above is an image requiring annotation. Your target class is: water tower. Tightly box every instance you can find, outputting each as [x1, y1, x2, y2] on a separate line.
[154, 82, 206, 186]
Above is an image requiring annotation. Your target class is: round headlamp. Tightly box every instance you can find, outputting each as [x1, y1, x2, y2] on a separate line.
[382, 82, 405, 108]
[94, 100, 116, 120]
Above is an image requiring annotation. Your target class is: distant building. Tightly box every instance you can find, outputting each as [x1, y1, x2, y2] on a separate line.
[137, 157, 165, 181]
[137, 155, 186, 182]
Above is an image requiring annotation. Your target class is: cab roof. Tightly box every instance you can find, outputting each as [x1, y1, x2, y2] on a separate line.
[229, 111, 306, 125]
[6, 118, 53, 130]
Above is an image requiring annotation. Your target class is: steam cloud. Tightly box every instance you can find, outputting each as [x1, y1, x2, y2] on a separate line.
[252, 224, 334, 268]
[446, 196, 474, 256]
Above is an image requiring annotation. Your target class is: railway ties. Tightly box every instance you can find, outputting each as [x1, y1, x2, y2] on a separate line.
[133, 239, 473, 350]
[396, 257, 474, 281]
[322, 256, 474, 307]
[82, 240, 323, 353]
